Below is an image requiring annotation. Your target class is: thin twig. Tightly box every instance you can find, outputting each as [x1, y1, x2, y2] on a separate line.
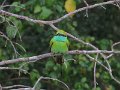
[1, 5, 25, 9]
[2, 85, 31, 89]
[83, 0, 89, 17]
[101, 54, 120, 84]
[1, 0, 7, 7]
[106, 41, 120, 59]
[0, 31, 19, 57]
[85, 54, 109, 71]
[112, 41, 120, 49]
[93, 53, 99, 90]
[94, 62, 97, 90]
[33, 76, 70, 90]
[0, 66, 29, 76]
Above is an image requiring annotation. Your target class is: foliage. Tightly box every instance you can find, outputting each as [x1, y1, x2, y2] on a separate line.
[0, 0, 120, 90]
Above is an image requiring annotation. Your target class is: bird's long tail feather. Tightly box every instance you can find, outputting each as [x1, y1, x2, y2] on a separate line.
[53, 55, 64, 77]
[55, 55, 64, 65]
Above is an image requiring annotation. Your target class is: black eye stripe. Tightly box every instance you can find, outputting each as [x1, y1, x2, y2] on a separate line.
[56, 33, 66, 37]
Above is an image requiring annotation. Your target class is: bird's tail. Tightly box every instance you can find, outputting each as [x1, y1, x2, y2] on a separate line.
[56, 55, 63, 77]
[53, 55, 64, 76]
[55, 55, 64, 64]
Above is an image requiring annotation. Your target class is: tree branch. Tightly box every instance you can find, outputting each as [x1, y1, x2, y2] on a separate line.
[0, 0, 120, 88]
[0, 50, 119, 66]
[0, 0, 119, 24]
[2, 85, 31, 89]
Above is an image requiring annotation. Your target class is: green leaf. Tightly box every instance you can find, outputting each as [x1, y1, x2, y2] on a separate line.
[39, 6, 52, 19]
[97, 39, 110, 49]
[15, 43, 26, 52]
[73, 21, 77, 27]
[11, 2, 21, 12]
[84, 83, 89, 88]
[56, 5, 63, 13]
[34, 5, 41, 13]
[45, 0, 55, 7]
[45, 60, 54, 70]
[96, 87, 101, 90]
[12, 2, 19, 6]
[0, 49, 3, 59]
[6, 25, 17, 39]
[96, 72, 100, 78]
[81, 77, 86, 83]
[30, 69, 40, 83]
[14, 20, 23, 30]
[0, 15, 5, 23]
[8, 17, 23, 30]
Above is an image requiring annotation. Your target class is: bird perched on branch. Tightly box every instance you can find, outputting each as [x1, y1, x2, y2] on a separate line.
[64, 0, 76, 17]
[50, 30, 70, 64]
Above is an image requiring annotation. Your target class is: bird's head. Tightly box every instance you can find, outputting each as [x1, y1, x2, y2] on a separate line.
[56, 30, 67, 36]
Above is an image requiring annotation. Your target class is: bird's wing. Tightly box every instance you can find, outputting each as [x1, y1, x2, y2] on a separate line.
[50, 37, 54, 47]
[66, 39, 70, 47]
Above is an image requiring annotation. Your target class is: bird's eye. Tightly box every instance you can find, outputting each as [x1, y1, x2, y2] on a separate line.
[56, 33, 60, 36]
[56, 33, 66, 37]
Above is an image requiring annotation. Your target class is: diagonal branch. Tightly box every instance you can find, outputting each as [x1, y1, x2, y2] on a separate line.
[0, 0, 119, 24]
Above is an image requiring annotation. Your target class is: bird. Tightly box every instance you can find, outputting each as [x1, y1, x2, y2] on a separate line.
[64, 0, 76, 17]
[50, 30, 70, 64]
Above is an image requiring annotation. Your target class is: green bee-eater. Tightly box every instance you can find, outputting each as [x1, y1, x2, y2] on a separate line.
[50, 30, 70, 64]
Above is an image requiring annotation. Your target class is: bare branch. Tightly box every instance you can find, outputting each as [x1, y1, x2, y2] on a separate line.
[0, 0, 119, 24]
[1, 1, 119, 64]
[0, 67, 21, 70]
[0, 84, 2, 90]
[112, 41, 120, 49]
[93, 53, 99, 90]
[2, 85, 31, 89]
[101, 53, 120, 84]
[94, 62, 97, 90]
[83, 0, 89, 17]
[106, 60, 120, 84]
[33, 76, 70, 90]
[85, 54, 109, 71]
[1, 5, 25, 9]
[106, 41, 120, 59]
[0, 50, 119, 66]
[1, 0, 7, 7]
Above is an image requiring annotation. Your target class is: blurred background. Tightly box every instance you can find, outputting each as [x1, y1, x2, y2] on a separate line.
[0, 0, 120, 90]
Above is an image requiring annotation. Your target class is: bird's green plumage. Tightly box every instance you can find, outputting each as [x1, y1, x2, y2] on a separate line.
[50, 36, 69, 53]
[50, 30, 69, 64]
